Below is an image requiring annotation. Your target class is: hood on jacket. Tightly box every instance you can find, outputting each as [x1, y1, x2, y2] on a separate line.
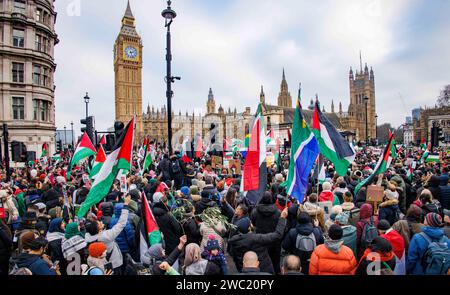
[16, 253, 41, 268]
[152, 201, 169, 217]
[101, 202, 114, 217]
[360, 203, 373, 219]
[128, 200, 138, 213]
[295, 223, 315, 236]
[48, 218, 64, 233]
[325, 239, 344, 254]
[422, 226, 446, 240]
[428, 176, 441, 188]
[256, 204, 278, 217]
[379, 199, 400, 208]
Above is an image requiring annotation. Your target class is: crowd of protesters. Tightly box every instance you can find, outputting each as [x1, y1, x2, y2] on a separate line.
[0, 143, 449, 276]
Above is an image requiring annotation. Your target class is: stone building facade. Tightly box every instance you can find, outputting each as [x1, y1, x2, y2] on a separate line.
[0, 0, 58, 158]
[413, 106, 450, 146]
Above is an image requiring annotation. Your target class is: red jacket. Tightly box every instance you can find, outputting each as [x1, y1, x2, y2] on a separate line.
[319, 191, 334, 203]
[381, 229, 405, 259]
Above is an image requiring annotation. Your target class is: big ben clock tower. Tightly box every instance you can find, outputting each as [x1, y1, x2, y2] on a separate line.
[114, 1, 143, 142]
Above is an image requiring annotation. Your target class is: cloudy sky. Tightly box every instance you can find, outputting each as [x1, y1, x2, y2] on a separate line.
[54, 0, 450, 135]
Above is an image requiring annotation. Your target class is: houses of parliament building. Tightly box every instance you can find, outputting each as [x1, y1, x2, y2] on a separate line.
[114, 2, 377, 148]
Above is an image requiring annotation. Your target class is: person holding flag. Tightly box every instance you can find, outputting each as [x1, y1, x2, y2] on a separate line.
[240, 103, 267, 204]
[77, 118, 135, 218]
[285, 98, 320, 203]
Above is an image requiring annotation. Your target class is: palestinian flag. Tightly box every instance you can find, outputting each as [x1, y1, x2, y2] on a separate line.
[312, 101, 355, 176]
[390, 134, 398, 159]
[420, 137, 427, 150]
[66, 133, 96, 179]
[241, 103, 267, 204]
[139, 192, 162, 262]
[41, 143, 49, 157]
[285, 99, 319, 203]
[142, 140, 154, 173]
[77, 118, 135, 218]
[420, 143, 431, 163]
[354, 131, 394, 196]
[406, 162, 413, 182]
[426, 154, 440, 163]
[89, 143, 106, 180]
[99, 135, 106, 145]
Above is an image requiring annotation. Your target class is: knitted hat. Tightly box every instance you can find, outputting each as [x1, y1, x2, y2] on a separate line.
[181, 186, 190, 196]
[65, 222, 81, 239]
[425, 213, 443, 227]
[377, 219, 391, 231]
[88, 242, 107, 258]
[328, 224, 343, 240]
[206, 234, 220, 251]
[335, 212, 349, 225]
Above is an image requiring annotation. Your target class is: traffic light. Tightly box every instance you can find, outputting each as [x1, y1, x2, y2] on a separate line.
[114, 121, 125, 140]
[57, 140, 63, 152]
[11, 141, 27, 162]
[438, 126, 445, 143]
[81, 116, 95, 143]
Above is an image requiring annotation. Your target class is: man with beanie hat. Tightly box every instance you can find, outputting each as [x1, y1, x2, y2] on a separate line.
[282, 212, 324, 274]
[378, 220, 406, 275]
[309, 224, 357, 275]
[407, 213, 450, 275]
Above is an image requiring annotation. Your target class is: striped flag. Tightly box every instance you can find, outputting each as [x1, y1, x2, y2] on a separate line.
[89, 143, 106, 180]
[41, 143, 49, 157]
[66, 133, 96, 179]
[285, 99, 320, 203]
[420, 143, 431, 163]
[312, 101, 355, 176]
[142, 140, 154, 173]
[354, 131, 394, 197]
[139, 192, 162, 262]
[77, 118, 135, 218]
[241, 103, 267, 204]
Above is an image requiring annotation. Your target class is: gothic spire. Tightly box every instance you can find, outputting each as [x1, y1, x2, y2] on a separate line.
[124, 0, 134, 19]
[331, 100, 335, 113]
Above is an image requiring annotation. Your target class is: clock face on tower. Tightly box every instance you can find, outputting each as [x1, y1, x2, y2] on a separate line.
[124, 46, 138, 59]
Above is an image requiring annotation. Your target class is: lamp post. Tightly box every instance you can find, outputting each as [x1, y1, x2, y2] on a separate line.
[375, 114, 378, 145]
[84, 92, 90, 118]
[70, 121, 74, 149]
[162, 0, 180, 155]
[64, 126, 67, 148]
[364, 96, 369, 146]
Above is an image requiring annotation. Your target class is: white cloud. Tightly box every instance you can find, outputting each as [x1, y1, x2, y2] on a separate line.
[53, 0, 450, 136]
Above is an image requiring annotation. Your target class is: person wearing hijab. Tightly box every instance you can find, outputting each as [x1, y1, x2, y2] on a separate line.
[183, 243, 221, 275]
[141, 235, 187, 275]
[356, 236, 397, 275]
[45, 218, 66, 274]
[61, 222, 88, 268]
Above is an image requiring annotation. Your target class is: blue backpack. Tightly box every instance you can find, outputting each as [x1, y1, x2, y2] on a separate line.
[419, 232, 450, 275]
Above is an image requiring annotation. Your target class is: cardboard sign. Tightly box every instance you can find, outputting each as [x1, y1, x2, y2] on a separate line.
[228, 159, 242, 175]
[266, 154, 275, 167]
[211, 156, 223, 169]
[366, 185, 384, 203]
[366, 185, 385, 215]
[318, 201, 333, 220]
